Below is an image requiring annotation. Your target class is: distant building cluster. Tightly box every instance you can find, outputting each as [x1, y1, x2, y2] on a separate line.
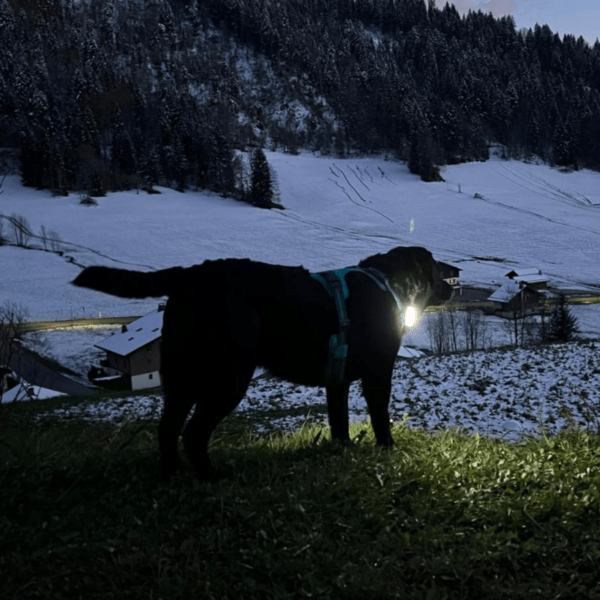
[488, 268, 551, 315]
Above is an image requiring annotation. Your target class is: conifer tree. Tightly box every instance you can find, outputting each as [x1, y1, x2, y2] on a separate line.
[250, 148, 274, 208]
[4, 0, 600, 194]
[549, 294, 579, 342]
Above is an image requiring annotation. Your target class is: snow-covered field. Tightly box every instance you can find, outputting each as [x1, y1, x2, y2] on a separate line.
[37, 341, 600, 442]
[2, 151, 600, 438]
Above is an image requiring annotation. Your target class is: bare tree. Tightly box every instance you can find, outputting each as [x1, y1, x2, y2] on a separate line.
[0, 302, 28, 403]
[428, 309, 492, 354]
[38, 225, 64, 254]
[9, 213, 32, 247]
[48, 229, 63, 253]
[426, 309, 450, 355]
[461, 310, 487, 351]
[0, 178, 6, 246]
[446, 309, 459, 353]
[537, 305, 550, 343]
[39, 225, 49, 251]
[501, 308, 539, 347]
[501, 308, 520, 347]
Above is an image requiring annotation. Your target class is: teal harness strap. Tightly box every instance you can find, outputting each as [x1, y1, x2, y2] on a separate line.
[311, 269, 352, 386]
[311, 267, 402, 386]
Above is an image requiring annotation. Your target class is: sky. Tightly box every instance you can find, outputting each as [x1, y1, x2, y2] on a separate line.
[435, 0, 600, 45]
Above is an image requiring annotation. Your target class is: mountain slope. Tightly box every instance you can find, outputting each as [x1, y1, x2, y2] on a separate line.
[1, 0, 600, 195]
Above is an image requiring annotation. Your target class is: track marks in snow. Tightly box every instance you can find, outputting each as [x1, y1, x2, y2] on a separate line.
[275, 209, 402, 246]
[330, 163, 395, 223]
[475, 171, 600, 239]
[331, 163, 368, 202]
[491, 162, 596, 208]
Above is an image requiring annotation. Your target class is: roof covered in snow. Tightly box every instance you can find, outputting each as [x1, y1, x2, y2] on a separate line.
[505, 268, 541, 278]
[513, 274, 550, 285]
[488, 280, 521, 303]
[505, 268, 549, 285]
[95, 310, 163, 357]
[399, 346, 424, 359]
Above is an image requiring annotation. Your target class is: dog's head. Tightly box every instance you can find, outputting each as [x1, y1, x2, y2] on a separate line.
[360, 246, 453, 314]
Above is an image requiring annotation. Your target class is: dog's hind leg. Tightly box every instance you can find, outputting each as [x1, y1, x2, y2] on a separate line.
[182, 359, 256, 480]
[158, 391, 195, 480]
[181, 303, 261, 481]
[326, 383, 351, 442]
[362, 376, 394, 447]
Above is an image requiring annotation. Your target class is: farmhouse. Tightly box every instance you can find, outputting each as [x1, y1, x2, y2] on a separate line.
[95, 308, 163, 391]
[438, 261, 462, 295]
[505, 268, 549, 291]
[488, 280, 543, 315]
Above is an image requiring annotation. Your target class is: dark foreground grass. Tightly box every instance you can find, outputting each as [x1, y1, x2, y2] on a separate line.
[1, 403, 600, 600]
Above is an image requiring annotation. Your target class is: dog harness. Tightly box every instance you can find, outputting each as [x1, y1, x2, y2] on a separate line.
[310, 267, 402, 386]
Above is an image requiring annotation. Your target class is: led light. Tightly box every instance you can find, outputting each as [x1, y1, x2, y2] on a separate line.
[404, 306, 417, 328]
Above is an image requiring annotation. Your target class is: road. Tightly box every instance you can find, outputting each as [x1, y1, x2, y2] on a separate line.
[9, 344, 92, 396]
[5, 317, 139, 399]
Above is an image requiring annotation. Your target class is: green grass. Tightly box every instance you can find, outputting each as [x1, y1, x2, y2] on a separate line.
[2, 399, 600, 599]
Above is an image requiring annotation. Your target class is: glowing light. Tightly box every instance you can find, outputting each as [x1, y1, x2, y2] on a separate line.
[409, 219, 415, 233]
[404, 306, 417, 328]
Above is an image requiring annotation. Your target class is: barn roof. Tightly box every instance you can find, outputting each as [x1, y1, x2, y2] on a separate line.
[505, 267, 549, 286]
[488, 280, 521, 303]
[95, 309, 163, 357]
[505, 268, 540, 278]
[513, 274, 550, 285]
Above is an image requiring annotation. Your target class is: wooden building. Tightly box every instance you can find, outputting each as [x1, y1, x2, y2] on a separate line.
[505, 268, 549, 291]
[95, 308, 163, 391]
[488, 280, 543, 316]
[438, 261, 462, 295]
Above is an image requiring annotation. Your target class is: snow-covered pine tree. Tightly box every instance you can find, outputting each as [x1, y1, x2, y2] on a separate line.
[549, 294, 579, 342]
[250, 148, 274, 208]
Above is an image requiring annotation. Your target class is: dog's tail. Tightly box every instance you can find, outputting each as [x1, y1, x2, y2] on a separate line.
[72, 265, 187, 298]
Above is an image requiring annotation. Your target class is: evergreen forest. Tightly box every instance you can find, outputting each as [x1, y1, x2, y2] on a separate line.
[1, 0, 600, 197]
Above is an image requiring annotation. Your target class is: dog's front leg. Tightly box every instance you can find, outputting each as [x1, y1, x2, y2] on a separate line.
[326, 383, 350, 442]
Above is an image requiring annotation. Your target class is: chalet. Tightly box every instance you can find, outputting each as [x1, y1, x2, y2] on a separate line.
[505, 268, 549, 291]
[488, 280, 543, 315]
[95, 308, 163, 391]
[438, 261, 462, 295]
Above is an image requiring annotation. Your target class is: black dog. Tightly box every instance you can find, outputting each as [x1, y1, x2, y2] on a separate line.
[73, 246, 452, 480]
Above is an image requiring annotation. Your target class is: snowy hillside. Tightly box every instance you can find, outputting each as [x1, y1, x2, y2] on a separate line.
[3, 152, 600, 438]
[2, 151, 600, 322]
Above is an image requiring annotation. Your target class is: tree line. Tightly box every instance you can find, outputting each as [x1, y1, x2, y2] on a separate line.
[1, 0, 599, 198]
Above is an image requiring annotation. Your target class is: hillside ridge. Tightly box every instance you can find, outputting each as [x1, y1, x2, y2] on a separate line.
[1, 0, 600, 196]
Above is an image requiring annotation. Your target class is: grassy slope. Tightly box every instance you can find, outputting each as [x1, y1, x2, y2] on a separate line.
[2, 395, 600, 600]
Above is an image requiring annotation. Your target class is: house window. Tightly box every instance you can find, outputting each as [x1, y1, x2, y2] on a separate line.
[149, 374, 153, 380]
